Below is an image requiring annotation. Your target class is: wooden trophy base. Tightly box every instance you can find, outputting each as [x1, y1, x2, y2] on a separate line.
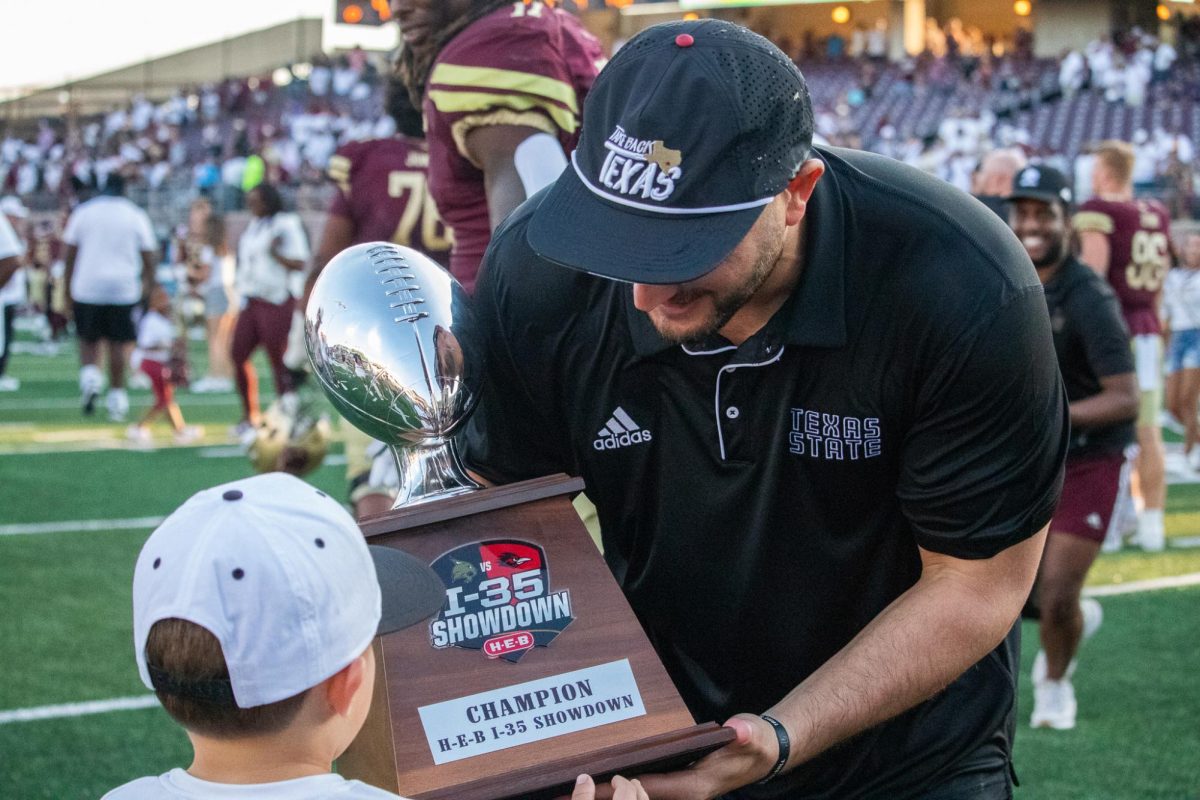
[340, 475, 734, 800]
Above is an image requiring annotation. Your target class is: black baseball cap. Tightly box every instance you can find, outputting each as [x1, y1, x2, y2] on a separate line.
[1008, 165, 1073, 208]
[526, 20, 814, 285]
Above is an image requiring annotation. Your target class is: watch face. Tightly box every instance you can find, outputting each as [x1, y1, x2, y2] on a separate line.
[427, 539, 574, 662]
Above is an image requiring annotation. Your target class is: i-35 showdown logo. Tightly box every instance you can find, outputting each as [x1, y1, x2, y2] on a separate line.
[428, 540, 574, 663]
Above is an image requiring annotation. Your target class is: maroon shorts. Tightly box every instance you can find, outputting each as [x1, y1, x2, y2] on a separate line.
[1051, 452, 1130, 543]
[141, 358, 173, 410]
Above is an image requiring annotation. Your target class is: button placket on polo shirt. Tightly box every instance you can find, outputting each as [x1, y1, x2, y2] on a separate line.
[714, 339, 784, 462]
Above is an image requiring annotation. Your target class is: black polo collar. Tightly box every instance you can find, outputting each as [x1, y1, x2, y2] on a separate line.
[625, 146, 848, 358]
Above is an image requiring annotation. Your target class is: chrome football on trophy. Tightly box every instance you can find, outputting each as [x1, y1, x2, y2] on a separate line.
[305, 242, 480, 507]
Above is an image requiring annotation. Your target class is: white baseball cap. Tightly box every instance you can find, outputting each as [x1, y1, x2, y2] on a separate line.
[0, 196, 28, 219]
[132, 472, 445, 708]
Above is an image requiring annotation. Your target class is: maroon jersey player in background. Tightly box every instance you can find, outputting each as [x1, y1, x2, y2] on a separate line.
[393, 0, 605, 291]
[303, 77, 453, 519]
[1074, 141, 1173, 552]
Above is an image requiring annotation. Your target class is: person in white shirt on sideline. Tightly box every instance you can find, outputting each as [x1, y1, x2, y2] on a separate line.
[0, 196, 29, 392]
[62, 173, 159, 421]
[1164, 231, 1200, 470]
[126, 285, 202, 447]
[231, 183, 310, 439]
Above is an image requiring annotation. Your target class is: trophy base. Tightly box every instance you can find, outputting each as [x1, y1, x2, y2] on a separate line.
[390, 483, 477, 509]
[417, 723, 734, 800]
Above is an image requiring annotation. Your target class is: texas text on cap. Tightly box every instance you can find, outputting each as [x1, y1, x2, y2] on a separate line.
[1007, 164, 1073, 207]
[526, 19, 814, 285]
[132, 472, 445, 708]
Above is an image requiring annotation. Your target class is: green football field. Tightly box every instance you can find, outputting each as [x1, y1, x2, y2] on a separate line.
[0, 334, 1198, 800]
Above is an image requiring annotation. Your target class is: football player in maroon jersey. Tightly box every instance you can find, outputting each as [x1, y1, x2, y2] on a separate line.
[1074, 141, 1173, 552]
[393, 0, 605, 291]
[302, 78, 453, 519]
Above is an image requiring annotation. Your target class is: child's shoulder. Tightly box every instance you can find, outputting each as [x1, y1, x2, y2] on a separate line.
[100, 772, 175, 799]
[101, 770, 410, 799]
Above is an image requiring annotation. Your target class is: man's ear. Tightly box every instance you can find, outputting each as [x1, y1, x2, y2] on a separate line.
[324, 653, 366, 718]
[784, 159, 825, 226]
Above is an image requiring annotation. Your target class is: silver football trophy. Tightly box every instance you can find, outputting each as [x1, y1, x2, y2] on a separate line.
[305, 242, 481, 507]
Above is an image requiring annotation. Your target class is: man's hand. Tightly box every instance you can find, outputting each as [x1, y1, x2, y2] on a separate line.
[621, 715, 777, 800]
[571, 774, 650, 800]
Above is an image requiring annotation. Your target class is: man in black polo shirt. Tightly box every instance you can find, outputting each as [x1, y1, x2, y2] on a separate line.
[1008, 165, 1137, 732]
[465, 21, 1068, 799]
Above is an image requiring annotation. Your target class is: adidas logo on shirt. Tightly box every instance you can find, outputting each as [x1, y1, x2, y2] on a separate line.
[593, 407, 653, 451]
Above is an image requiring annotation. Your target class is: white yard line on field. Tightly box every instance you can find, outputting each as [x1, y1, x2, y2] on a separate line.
[1082, 572, 1200, 596]
[0, 516, 165, 536]
[0, 695, 159, 725]
[0, 395, 243, 412]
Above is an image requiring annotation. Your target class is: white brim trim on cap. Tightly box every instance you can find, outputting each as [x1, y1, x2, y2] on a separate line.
[570, 151, 775, 215]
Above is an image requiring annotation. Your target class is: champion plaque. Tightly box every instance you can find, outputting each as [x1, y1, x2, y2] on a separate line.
[306, 244, 733, 800]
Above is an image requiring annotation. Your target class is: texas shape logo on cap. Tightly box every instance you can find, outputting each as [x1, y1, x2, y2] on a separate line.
[598, 125, 683, 203]
[1018, 167, 1041, 187]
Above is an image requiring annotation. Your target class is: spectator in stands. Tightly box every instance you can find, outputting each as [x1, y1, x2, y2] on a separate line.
[63, 173, 159, 421]
[1164, 231, 1200, 470]
[972, 147, 1028, 218]
[231, 183, 309, 439]
[0, 196, 29, 392]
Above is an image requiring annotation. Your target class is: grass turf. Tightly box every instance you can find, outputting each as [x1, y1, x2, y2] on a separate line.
[1, 335, 1199, 798]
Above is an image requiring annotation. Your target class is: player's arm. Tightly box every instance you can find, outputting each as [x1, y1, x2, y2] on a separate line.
[141, 249, 157, 302]
[270, 236, 307, 272]
[1070, 372, 1137, 428]
[1077, 230, 1111, 277]
[302, 213, 356, 311]
[62, 244, 77, 314]
[631, 532, 1047, 799]
[0, 255, 18, 290]
[466, 125, 568, 232]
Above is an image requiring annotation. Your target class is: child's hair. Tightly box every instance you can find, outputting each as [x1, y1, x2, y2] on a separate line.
[145, 618, 310, 738]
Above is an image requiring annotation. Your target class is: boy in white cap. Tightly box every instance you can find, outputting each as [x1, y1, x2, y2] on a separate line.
[104, 472, 643, 800]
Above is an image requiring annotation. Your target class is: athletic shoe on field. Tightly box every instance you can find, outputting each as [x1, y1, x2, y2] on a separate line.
[82, 388, 98, 415]
[173, 425, 203, 445]
[126, 424, 153, 449]
[0, 375, 19, 391]
[1135, 510, 1166, 553]
[1032, 598, 1102, 684]
[1160, 410, 1186, 436]
[1031, 678, 1077, 730]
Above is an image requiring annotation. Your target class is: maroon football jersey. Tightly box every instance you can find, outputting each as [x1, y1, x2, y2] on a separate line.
[423, 1, 604, 292]
[1073, 197, 1172, 335]
[327, 137, 452, 266]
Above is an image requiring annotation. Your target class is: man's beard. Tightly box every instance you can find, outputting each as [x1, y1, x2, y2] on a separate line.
[652, 225, 787, 346]
[1031, 235, 1066, 269]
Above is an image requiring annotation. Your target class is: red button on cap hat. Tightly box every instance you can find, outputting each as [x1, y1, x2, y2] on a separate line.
[675, 33, 694, 47]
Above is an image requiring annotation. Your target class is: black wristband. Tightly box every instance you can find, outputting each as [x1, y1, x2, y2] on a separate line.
[758, 713, 791, 784]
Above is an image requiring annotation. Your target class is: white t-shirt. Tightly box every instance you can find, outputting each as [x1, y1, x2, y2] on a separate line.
[236, 213, 310, 305]
[1163, 268, 1200, 331]
[63, 196, 157, 305]
[136, 309, 176, 361]
[102, 769, 408, 799]
[0, 214, 27, 306]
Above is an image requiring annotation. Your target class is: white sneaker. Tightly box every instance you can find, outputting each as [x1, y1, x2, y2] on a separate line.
[107, 389, 129, 422]
[1032, 599, 1102, 684]
[1135, 510, 1165, 553]
[0, 375, 19, 391]
[1188, 449, 1200, 474]
[1031, 678, 1077, 730]
[173, 425, 203, 445]
[1161, 410, 1186, 435]
[125, 425, 153, 449]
